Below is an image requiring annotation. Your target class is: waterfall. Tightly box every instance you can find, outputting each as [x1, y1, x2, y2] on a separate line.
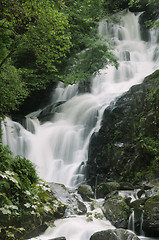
[2, 10, 159, 189]
[128, 211, 135, 232]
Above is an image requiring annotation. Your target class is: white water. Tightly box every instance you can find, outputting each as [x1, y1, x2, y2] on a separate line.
[33, 200, 115, 240]
[2, 10, 159, 240]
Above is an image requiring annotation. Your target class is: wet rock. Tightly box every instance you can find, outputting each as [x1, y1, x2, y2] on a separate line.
[78, 184, 94, 201]
[137, 189, 145, 198]
[48, 182, 74, 205]
[142, 184, 153, 190]
[96, 182, 120, 198]
[12, 82, 56, 116]
[104, 190, 119, 200]
[119, 182, 134, 190]
[48, 182, 87, 215]
[143, 195, 159, 237]
[78, 80, 91, 93]
[145, 186, 159, 198]
[102, 196, 131, 228]
[37, 101, 65, 122]
[90, 229, 140, 240]
[77, 199, 87, 214]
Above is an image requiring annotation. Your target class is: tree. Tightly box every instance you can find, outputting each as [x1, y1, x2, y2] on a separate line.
[0, 0, 72, 72]
[0, 0, 72, 117]
[0, 19, 28, 118]
[64, 36, 119, 85]
[24, 0, 71, 73]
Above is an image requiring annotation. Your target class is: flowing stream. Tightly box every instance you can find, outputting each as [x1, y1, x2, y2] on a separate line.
[2, 10, 159, 240]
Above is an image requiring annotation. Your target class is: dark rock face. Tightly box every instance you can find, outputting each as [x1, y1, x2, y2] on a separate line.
[12, 82, 56, 117]
[87, 70, 159, 186]
[90, 229, 140, 240]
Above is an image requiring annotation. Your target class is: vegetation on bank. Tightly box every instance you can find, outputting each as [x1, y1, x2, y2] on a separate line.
[0, 144, 65, 239]
[133, 70, 159, 182]
[120, 70, 159, 184]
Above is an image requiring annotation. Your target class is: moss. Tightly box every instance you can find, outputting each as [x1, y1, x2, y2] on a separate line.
[145, 195, 159, 208]
[103, 196, 131, 228]
[119, 201, 131, 220]
[97, 182, 120, 198]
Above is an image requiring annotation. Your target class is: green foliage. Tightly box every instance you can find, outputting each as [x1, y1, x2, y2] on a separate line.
[0, 63, 28, 117]
[133, 73, 159, 181]
[129, 0, 159, 29]
[128, 0, 158, 8]
[11, 156, 38, 189]
[23, 0, 72, 73]
[64, 0, 105, 51]
[0, 144, 14, 171]
[64, 36, 119, 85]
[0, 144, 65, 239]
[0, 20, 13, 64]
[103, 0, 129, 12]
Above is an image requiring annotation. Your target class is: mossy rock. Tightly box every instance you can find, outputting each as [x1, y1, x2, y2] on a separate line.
[143, 195, 159, 237]
[90, 229, 140, 240]
[102, 196, 131, 228]
[96, 182, 120, 198]
[130, 198, 147, 209]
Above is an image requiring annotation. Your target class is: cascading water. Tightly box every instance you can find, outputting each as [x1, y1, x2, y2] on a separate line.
[2, 10, 159, 240]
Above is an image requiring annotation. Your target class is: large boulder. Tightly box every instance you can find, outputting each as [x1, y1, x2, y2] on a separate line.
[143, 195, 159, 237]
[102, 196, 131, 228]
[90, 229, 140, 240]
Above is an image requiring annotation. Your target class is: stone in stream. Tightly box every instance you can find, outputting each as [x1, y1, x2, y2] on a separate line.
[102, 195, 131, 229]
[90, 229, 140, 240]
[77, 184, 94, 201]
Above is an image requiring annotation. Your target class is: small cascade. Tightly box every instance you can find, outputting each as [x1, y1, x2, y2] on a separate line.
[128, 208, 145, 236]
[51, 82, 78, 103]
[139, 211, 145, 236]
[29, 199, 115, 240]
[128, 211, 135, 232]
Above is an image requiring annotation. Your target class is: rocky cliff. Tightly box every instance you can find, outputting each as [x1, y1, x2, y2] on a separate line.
[87, 70, 159, 186]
